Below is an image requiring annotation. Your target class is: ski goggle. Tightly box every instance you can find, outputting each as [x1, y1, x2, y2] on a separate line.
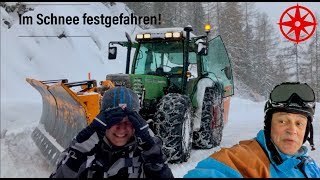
[270, 83, 315, 103]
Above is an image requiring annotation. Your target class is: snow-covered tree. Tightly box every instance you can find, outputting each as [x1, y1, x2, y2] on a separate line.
[252, 12, 279, 97]
[184, 2, 206, 35]
[219, 2, 247, 85]
[240, 2, 257, 94]
[306, 13, 320, 101]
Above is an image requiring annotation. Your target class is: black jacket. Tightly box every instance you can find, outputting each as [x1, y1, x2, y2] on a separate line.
[50, 126, 174, 178]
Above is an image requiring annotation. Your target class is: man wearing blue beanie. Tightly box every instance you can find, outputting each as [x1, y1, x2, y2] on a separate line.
[50, 87, 174, 178]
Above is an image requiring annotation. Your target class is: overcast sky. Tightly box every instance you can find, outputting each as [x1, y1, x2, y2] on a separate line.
[255, 2, 319, 32]
[254, 2, 319, 46]
[255, 2, 319, 22]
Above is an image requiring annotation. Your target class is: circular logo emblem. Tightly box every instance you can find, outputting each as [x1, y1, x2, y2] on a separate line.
[277, 4, 317, 43]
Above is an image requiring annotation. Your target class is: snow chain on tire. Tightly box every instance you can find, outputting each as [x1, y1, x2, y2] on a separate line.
[153, 93, 193, 163]
[193, 86, 224, 148]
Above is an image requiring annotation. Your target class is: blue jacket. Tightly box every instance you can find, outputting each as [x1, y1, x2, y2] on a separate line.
[184, 130, 320, 178]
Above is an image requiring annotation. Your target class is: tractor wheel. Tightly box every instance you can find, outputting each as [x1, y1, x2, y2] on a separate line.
[193, 86, 224, 148]
[153, 93, 193, 163]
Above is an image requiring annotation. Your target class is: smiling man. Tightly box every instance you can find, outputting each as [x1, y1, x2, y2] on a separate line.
[105, 117, 134, 147]
[184, 82, 320, 178]
[50, 87, 173, 178]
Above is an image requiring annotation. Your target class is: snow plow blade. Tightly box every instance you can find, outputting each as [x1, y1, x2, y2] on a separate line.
[26, 78, 89, 166]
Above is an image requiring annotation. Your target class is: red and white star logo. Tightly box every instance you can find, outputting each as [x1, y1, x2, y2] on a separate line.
[277, 4, 317, 44]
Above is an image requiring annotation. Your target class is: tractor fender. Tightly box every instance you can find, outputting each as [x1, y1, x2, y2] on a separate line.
[192, 77, 223, 131]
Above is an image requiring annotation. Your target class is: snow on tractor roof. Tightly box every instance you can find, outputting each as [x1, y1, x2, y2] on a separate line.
[136, 27, 197, 39]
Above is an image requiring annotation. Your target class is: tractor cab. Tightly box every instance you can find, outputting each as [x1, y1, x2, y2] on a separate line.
[133, 28, 198, 94]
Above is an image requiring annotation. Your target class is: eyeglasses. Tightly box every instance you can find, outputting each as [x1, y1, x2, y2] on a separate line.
[270, 83, 315, 103]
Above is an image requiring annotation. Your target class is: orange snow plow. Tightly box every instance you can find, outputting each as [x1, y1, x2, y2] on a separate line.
[26, 78, 114, 166]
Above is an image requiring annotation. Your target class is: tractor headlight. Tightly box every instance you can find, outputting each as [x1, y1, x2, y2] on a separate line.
[143, 33, 151, 39]
[136, 34, 143, 40]
[173, 32, 181, 38]
[165, 32, 173, 38]
[165, 32, 181, 38]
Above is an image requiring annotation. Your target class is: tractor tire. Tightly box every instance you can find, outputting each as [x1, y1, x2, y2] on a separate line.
[193, 86, 224, 149]
[153, 93, 193, 163]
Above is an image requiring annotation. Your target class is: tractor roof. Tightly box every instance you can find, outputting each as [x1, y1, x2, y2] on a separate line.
[137, 27, 197, 38]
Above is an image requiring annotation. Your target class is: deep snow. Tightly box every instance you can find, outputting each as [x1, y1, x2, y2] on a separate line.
[1, 98, 319, 178]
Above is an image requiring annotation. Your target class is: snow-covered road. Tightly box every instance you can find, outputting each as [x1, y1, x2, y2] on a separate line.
[1, 98, 319, 178]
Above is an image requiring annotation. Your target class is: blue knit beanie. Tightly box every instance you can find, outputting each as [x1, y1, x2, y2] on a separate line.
[101, 87, 140, 112]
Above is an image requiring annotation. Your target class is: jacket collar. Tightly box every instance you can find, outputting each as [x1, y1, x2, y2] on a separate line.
[255, 130, 308, 171]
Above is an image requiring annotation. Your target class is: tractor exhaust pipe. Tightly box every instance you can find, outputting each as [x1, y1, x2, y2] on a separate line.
[182, 26, 193, 94]
[125, 32, 132, 74]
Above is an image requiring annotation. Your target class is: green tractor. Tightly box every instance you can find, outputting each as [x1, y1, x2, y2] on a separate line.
[107, 25, 234, 163]
[27, 25, 234, 166]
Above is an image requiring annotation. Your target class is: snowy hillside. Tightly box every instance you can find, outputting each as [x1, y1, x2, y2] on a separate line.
[1, 2, 140, 132]
[1, 2, 319, 178]
[1, 2, 139, 103]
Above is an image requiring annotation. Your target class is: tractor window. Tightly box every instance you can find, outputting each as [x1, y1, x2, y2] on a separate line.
[188, 52, 197, 64]
[203, 35, 234, 97]
[134, 41, 198, 77]
[134, 41, 185, 75]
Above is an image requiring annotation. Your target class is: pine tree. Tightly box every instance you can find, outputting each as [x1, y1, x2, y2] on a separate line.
[184, 2, 205, 35]
[297, 42, 311, 83]
[241, 2, 256, 93]
[252, 12, 279, 97]
[125, 2, 154, 29]
[152, 2, 173, 27]
[278, 43, 299, 81]
[306, 13, 320, 101]
[219, 2, 247, 89]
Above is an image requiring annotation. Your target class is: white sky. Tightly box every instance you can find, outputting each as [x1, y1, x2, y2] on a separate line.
[1, 2, 320, 178]
[255, 2, 319, 23]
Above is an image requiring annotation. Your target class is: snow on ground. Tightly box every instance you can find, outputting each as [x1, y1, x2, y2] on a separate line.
[171, 98, 320, 178]
[1, 2, 320, 178]
[1, 98, 319, 178]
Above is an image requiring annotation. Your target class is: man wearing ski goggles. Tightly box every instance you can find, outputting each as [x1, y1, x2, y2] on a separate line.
[185, 82, 320, 178]
[266, 82, 316, 151]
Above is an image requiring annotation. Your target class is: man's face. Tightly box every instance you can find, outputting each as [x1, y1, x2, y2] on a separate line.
[105, 117, 134, 147]
[270, 112, 308, 155]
